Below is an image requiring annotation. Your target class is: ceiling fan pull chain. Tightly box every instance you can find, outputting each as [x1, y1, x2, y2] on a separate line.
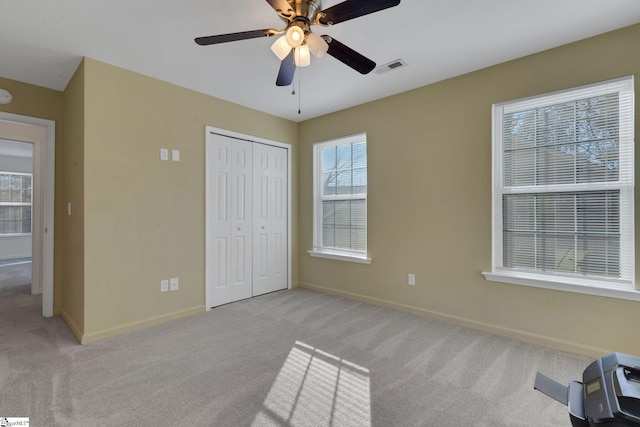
[298, 67, 302, 115]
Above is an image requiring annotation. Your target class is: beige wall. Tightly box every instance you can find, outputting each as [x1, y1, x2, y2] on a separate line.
[0, 76, 65, 313]
[80, 58, 298, 342]
[2, 25, 638, 353]
[61, 60, 85, 337]
[298, 24, 640, 357]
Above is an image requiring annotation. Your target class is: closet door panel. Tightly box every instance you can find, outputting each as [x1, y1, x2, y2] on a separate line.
[253, 143, 288, 296]
[206, 135, 252, 308]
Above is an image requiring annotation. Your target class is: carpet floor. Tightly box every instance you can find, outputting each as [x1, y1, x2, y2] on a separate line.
[0, 287, 591, 426]
[0, 260, 31, 295]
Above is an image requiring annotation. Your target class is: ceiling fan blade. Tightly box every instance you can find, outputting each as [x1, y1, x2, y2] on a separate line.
[321, 36, 376, 74]
[319, 0, 400, 25]
[265, 0, 294, 17]
[276, 49, 296, 86]
[195, 29, 273, 46]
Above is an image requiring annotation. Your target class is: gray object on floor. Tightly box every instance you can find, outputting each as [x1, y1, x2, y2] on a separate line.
[534, 373, 585, 425]
[535, 372, 569, 405]
[535, 353, 640, 427]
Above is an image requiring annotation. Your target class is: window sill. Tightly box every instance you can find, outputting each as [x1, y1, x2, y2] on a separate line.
[482, 271, 640, 302]
[308, 250, 372, 264]
[0, 233, 31, 238]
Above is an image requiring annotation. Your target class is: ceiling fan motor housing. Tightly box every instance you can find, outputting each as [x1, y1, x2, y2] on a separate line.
[279, 0, 323, 23]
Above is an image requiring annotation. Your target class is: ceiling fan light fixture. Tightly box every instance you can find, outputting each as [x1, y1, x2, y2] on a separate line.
[285, 25, 305, 48]
[271, 36, 292, 60]
[305, 32, 328, 58]
[294, 45, 311, 67]
[194, 0, 403, 88]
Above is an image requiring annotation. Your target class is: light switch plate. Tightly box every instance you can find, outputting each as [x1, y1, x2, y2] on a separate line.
[172, 149, 180, 161]
[170, 277, 179, 291]
[160, 279, 169, 292]
[160, 148, 169, 161]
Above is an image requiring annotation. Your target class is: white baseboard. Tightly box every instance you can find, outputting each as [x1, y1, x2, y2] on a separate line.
[298, 282, 609, 358]
[80, 306, 205, 345]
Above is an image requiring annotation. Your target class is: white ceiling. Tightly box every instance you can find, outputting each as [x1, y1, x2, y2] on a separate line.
[0, 0, 639, 122]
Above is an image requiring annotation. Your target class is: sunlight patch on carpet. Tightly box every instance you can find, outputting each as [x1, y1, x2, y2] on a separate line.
[252, 341, 371, 427]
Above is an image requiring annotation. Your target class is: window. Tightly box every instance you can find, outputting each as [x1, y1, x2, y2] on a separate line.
[309, 133, 370, 263]
[485, 77, 635, 295]
[0, 172, 32, 235]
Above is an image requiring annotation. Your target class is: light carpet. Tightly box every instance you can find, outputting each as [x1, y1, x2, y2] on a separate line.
[0, 260, 31, 295]
[0, 287, 591, 426]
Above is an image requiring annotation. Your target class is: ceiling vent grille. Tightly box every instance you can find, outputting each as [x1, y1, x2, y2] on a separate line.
[374, 59, 407, 74]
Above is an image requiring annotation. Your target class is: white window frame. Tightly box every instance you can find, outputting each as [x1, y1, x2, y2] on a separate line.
[308, 133, 371, 264]
[483, 76, 638, 301]
[0, 171, 33, 237]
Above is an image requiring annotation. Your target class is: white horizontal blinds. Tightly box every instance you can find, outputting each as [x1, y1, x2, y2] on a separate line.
[497, 77, 634, 283]
[503, 191, 621, 278]
[322, 200, 366, 251]
[320, 134, 367, 253]
[503, 93, 621, 187]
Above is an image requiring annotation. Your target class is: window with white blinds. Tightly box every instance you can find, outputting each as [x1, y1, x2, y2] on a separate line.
[0, 172, 32, 235]
[491, 77, 634, 290]
[311, 133, 368, 262]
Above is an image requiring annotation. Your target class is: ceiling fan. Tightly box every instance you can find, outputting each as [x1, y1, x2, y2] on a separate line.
[195, 0, 401, 86]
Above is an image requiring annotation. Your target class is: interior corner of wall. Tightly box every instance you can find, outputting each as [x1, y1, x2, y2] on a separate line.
[59, 309, 84, 344]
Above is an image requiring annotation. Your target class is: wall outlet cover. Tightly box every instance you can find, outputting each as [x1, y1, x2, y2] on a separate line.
[160, 279, 169, 292]
[170, 277, 179, 291]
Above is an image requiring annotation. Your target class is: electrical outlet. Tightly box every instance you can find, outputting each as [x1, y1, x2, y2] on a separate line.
[160, 148, 169, 161]
[172, 149, 180, 161]
[408, 274, 415, 286]
[160, 279, 169, 293]
[170, 277, 179, 291]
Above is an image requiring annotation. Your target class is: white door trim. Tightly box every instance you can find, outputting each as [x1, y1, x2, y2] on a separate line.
[205, 126, 292, 310]
[0, 112, 55, 317]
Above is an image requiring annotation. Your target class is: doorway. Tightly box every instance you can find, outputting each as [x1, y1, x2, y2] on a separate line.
[205, 127, 292, 309]
[0, 113, 55, 317]
[0, 140, 34, 298]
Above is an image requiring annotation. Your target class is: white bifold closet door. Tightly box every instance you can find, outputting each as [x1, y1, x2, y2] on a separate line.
[252, 142, 288, 296]
[206, 133, 287, 308]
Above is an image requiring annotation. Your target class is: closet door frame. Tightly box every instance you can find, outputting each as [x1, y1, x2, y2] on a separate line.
[205, 126, 292, 310]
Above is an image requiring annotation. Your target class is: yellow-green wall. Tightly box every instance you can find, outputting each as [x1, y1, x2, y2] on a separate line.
[298, 24, 640, 357]
[0, 76, 65, 314]
[80, 58, 298, 342]
[61, 60, 85, 338]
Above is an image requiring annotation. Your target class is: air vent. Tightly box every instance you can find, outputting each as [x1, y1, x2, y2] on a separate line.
[374, 59, 407, 74]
